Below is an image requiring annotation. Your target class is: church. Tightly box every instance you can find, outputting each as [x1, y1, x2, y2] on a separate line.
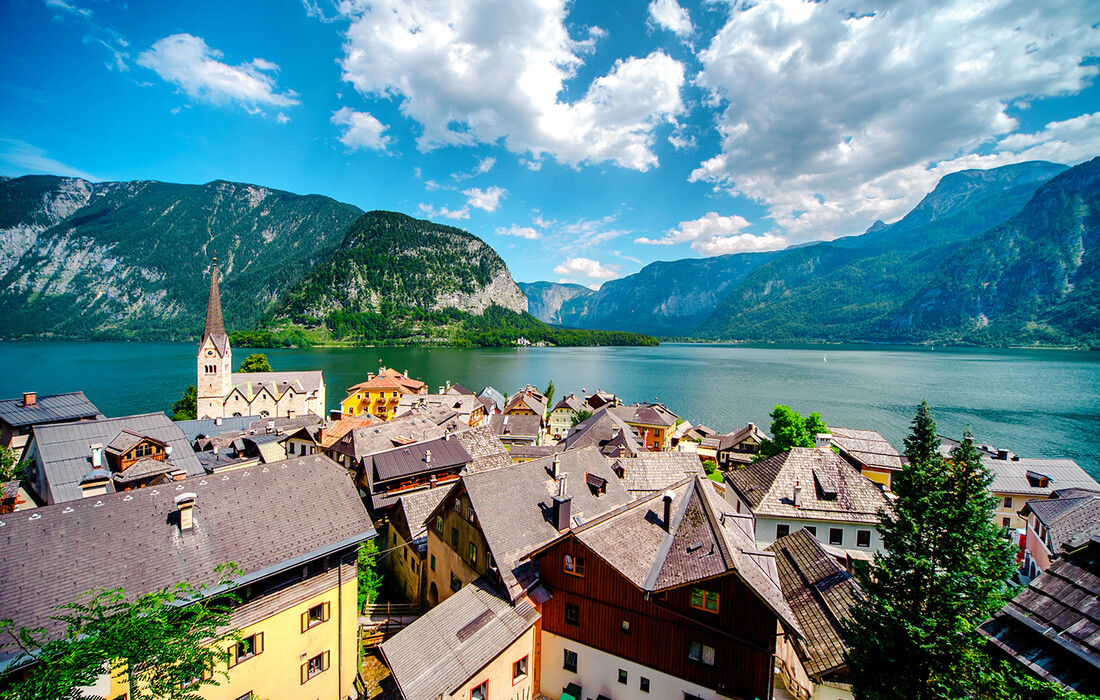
[196, 260, 326, 420]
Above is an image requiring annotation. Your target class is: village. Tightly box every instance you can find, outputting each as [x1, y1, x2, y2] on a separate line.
[1, 265, 1097, 700]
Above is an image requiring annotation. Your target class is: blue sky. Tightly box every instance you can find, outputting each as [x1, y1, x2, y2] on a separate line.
[2, 0, 1098, 286]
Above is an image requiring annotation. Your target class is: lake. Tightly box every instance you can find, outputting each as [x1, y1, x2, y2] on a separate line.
[2, 341, 1098, 478]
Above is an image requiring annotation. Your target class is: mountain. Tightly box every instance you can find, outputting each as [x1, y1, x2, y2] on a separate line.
[695, 161, 1071, 342]
[883, 156, 1100, 346]
[518, 281, 595, 325]
[0, 176, 363, 340]
[524, 252, 784, 335]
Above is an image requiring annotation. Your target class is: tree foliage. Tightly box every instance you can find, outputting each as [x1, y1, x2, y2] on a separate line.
[757, 404, 829, 459]
[0, 568, 241, 700]
[543, 381, 555, 411]
[237, 353, 272, 373]
[357, 539, 383, 612]
[844, 401, 1016, 700]
[0, 446, 27, 482]
[169, 385, 197, 422]
[571, 409, 592, 427]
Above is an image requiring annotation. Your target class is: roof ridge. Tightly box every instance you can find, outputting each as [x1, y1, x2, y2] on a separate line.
[642, 480, 695, 590]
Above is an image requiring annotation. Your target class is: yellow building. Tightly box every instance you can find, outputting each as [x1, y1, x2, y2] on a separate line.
[342, 367, 427, 420]
[0, 454, 376, 700]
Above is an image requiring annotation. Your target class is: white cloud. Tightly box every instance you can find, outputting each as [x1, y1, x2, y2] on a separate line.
[302, 0, 339, 22]
[276, 112, 291, 124]
[648, 0, 692, 37]
[554, 257, 621, 281]
[138, 34, 300, 111]
[555, 214, 631, 249]
[331, 107, 390, 151]
[453, 156, 496, 181]
[496, 224, 541, 240]
[0, 139, 98, 180]
[337, 0, 685, 171]
[691, 0, 1100, 241]
[419, 202, 470, 220]
[463, 185, 506, 212]
[45, 0, 92, 19]
[637, 212, 789, 256]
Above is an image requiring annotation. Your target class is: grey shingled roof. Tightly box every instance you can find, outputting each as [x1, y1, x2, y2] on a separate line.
[725, 447, 890, 525]
[716, 424, 766, 451]
[174, 415, 261, 442]
[979, 542, 1100, 693]
[488, 414, 540, 440]
[112, 457, 174, 483]
[29, 413, 204, 504]
[985, 457, 1100, 497]
[1023, 496, 1100, 557]
[563, 407, 646, 457]
[569, 477, 802, 638]
[459, 446, 631, 598]
[827, 426, 903, 472]
[231, 371, 323, 400]
[381, 577, 539, 700]
[476, 387, 505, 412]
[346, 416, 446, 460]
[0, 454, 375, 662]
[397, 487, 451, 549]
[612, 452, 706, 493]
[451, 426, 514, 475]
[0, 391, 102, 430]
[609, 402, 678, 428]
[767, 529, 862, 678]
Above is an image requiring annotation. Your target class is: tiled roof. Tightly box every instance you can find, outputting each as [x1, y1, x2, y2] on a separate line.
[345, 416, 446, 460]
[827, 427, 903, 472]
[1023, 496, 1100, 556]
[476, 387, 505, 412]
[347, 368, 425, 395]
[174, 415, 261, 442]
[609, 403, 678, 428]
[612, 452, 706, 493]
[767, 529, 862, 678]
[979, 541, 1100, 694]
[507, 444, 565, 461]
[381, 577, 539, 700]
[451, 426, 514, 475]
[716, 424, 766, 451]
[231, 371, 323, 401]
[984, 457, 1100, 497]
[396, 487, 451, 547]
[459, 446, 630, 599]
[551, 394, 585, 413]
[112, 457, 174, 483]
[319, 416, 381, 449]
[395, 394, 484, 422]
[29, 413, 204, 504]
[445, 383, 475, 396]
[563, 407, 646, 457]
[0, 454, 375, 660]
[105, 428, 163, 455]
[725, 447, 889, 525]
[488, 414, 540, 439]
[0, 391, 102, 430]
[569, 477, 802, 638]
[371, 437, 472, 482]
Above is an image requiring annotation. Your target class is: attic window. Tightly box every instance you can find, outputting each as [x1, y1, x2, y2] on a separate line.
[1025, 470, 1050, 488]
[585, 472, 608, 494]
[813, 466, 838, 500]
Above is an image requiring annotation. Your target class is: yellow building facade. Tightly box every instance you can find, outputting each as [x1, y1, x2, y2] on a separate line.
[342, 368, 426, 421]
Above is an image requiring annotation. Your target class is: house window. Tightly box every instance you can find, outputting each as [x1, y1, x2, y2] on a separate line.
[451, 527, 459, 547]
[470, 681, 488, 700]
[618, 669, 628, 684]
[300, 602, 330, 631]
[804, 525, 816, 536]
[1002, 517, 1012, 528]
[228, 632, 264, 667]
[468, 542, 478, 564]
[640, 677, 650, 693]
[565, 603, 580, 626]
[690, 587, 719, 613]
[563, 649, 578, 673]
[829, 528, 843, 546]
[512, 655, 528, 683]
[1003, 496, 1013, 509]
[453, 499, 462, 513]
[450, 573, 462, 592]
[621, 619, 630, 634]
[563, 554, 585, 577]
[430, 554, 436, 571]
[468, 505, 476, 523]
[857, 530, 871, 548]
[688, 641, 715, 666]
[776, 523, 789, 538]
[436, 515, 444, 533]
[300, 651, 330, 683]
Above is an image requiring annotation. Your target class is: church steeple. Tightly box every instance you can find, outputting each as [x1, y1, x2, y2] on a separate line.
[203, 256, 228, 346]
[197, 255, 233, 419]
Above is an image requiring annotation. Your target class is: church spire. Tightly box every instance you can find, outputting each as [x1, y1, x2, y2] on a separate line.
[203, 255, 228, 349]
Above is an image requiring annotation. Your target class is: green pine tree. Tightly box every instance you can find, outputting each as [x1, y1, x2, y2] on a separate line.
[844, 405, 1015, 700]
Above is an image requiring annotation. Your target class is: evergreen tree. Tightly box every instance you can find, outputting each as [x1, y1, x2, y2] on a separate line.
[543, 380, 555, 410]
[845, 405, 1015, 700]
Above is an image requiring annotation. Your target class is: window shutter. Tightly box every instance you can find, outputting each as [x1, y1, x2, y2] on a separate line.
[227, 644, 238, 668]
[300, 662, 309, 684]
[302, 611, 309, 632]
[322, 650, 331, 671]
[254, 632, 263, 655]
[323, 601, 331, 622]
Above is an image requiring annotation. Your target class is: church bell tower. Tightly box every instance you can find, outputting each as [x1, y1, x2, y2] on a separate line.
[197, 256, 233, 419]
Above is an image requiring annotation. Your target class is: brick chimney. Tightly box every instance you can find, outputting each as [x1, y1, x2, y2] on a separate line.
[552, 476, 571, 532]
[23, 392, 36, 406]
[662, 490, 674, 531]
[176, 493, 197, 532]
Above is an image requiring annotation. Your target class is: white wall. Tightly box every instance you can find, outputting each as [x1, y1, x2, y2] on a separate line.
[540, 631, 734, 700]
[755, 517, 883, 556]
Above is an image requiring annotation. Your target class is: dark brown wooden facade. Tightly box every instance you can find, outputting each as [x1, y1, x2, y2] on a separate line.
[536, 534, 778, 700]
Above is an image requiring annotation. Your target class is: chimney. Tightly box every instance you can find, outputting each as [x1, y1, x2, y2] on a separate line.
[662, 490, 674, 531]
[552, 454, 561, 479]
[90, 443, 103, 468]
[176, 493, 197, 532]
[429, 474, 438, 489]
[287, 410, 295, 419]
[425, 449, 432, 465]
[446, 381, 452, 392]
[214, 416, 222, 426]
[552, 476, 572, 533]
[815, 433, 831, 449]
[439, 386, 446, 394]
[793, 480, 802, 508]
[23, 391, 36, 406]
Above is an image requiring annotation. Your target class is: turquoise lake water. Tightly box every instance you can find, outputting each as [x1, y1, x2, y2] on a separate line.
[1, 341, 1098, 477]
